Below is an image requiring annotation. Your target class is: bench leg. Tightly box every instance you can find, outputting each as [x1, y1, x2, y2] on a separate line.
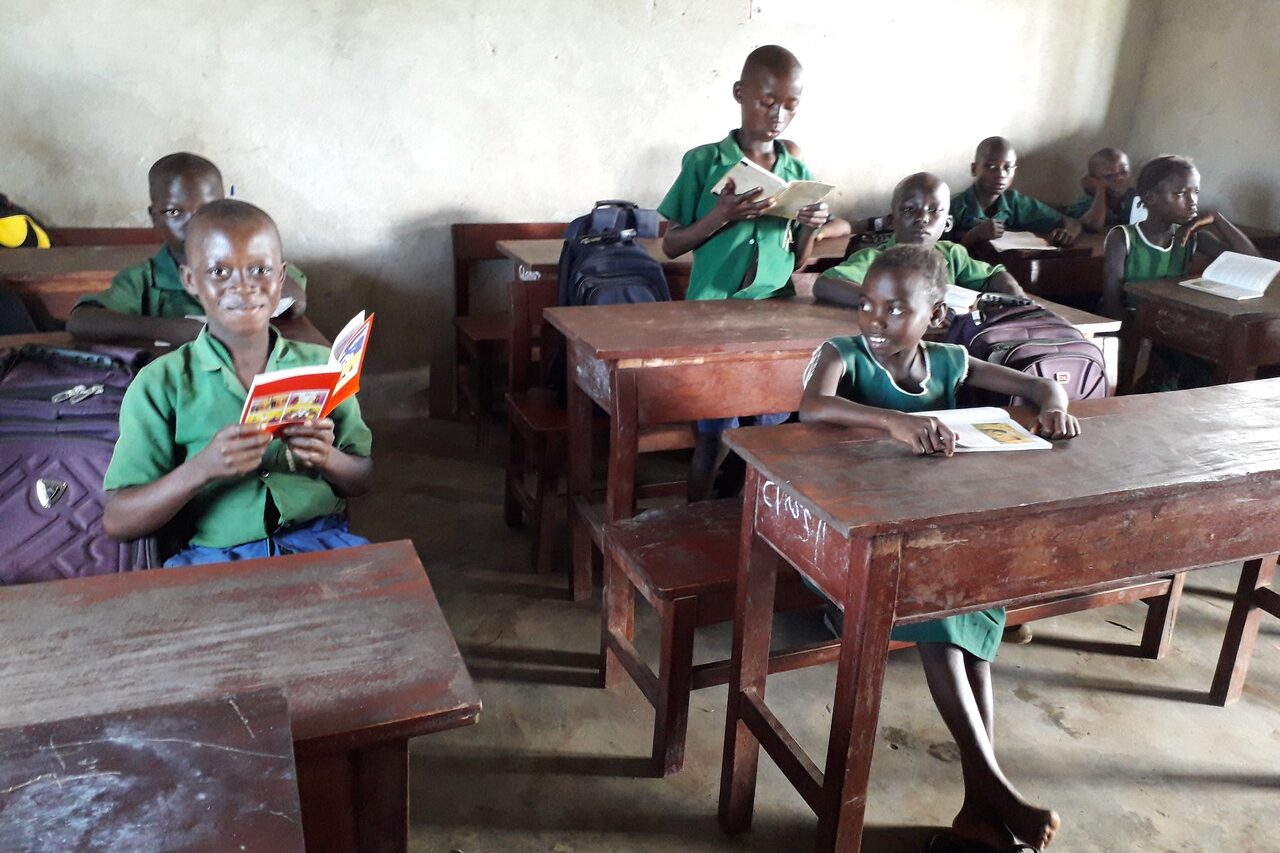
[1139, 572, 1185, 659]
[533, 436, 563, 574]
[653, 596, 697, 776]
[601, 551, 635, 689]
[503, 418, 524, 529]
[1211, 556, 1278, 706]
[473, 344, 495, 450]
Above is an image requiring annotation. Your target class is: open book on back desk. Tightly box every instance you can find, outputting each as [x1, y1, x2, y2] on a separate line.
[1180, 252, 1280, 301]
[909, 407, 1051, 452]
[711, 157, 834, 220]
[989, 231, 1059, 253]
[239, 311, 374, 434]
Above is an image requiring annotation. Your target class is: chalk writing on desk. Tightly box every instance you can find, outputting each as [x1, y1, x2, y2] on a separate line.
[761, 479, 826, 544]
[518, 264, 541, 282]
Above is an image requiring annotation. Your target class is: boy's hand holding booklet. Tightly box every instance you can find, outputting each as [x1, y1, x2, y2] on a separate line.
[712, 158, 834, 220]
[1180, 252, 1280, 301]
[239, 311, 374, 433]
[909, 407, 1051, 452]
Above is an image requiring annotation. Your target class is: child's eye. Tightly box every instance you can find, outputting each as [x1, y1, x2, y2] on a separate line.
[252, 266, 272, 276]
[889, 306, 904, 316]
[164, 209, 182, 218]
[209, 266, 229, 277]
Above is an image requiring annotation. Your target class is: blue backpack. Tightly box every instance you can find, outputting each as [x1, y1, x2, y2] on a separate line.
[556, 200, 670, 307]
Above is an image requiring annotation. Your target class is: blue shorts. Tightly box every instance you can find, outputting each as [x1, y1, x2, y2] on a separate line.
[163, 515, 370, 568]
[696, 411, 791, 435]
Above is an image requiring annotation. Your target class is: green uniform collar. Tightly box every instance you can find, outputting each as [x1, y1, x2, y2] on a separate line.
[191, 325, 286, 378]
[149, 246, 191, 291]
[714, 130, 796, 173]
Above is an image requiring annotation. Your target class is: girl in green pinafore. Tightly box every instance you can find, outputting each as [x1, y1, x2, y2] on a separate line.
[801, 244, 1081, 853]
[1101, 155, 1259, 390]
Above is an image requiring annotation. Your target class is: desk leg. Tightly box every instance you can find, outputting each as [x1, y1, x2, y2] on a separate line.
[719, 469, 780, 834]
[297, 740, 409, 853]
[815, 536, 900, 853]
[601, 371, 641, 686]
[567, 344, 594, 602]
[1213, 331, 1257, 385]
[1118, 307, 1149, 394]
[1211, 555, 1278, 705]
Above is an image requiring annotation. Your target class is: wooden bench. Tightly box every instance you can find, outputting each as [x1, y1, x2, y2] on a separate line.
[1211, 555, 1280, 704]
[605, 496, 1184, 777]
[452, 222, 567, 445]
[45, 226, 159, 247]
[1, 244, 158, 329]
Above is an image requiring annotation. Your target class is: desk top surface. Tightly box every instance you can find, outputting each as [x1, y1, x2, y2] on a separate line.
[0, 687, 304, 851]
[726, 381, 1280, 537]
[0, 541, 481, 752]
[0, 244, 160, 278]
[1127, 276, 1280, 321]
[496, 236, 850, 271]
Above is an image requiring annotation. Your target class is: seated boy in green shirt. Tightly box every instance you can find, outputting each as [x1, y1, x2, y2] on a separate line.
[814, 172, 1024, 306]
[102, 200, 371, 567]
[68, 153, 308, 345]
[950, 136, 1081, 249]
[1062, 146, 1138, 233]
[658, 45, 834, 500]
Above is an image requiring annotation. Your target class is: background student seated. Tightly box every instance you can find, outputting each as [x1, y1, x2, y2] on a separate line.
[950, 136, 1080, 248]
[67, 153, 307, 345]
[1063, 146, 1137, 233]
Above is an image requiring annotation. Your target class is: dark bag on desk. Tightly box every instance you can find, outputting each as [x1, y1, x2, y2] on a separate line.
[0, 344, 157, 583]
[947, 294, 1106, 406]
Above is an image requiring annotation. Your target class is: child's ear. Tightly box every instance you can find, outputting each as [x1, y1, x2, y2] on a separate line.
[179, 264, 199, 297]
[732, 80, 744, 104]
[929, 298, 949, 328]
[970, 162, 978, 178]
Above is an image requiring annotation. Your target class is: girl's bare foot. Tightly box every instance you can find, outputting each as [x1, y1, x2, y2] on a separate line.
[952, 800, 1016, 849]
[996, 798, 1060, 850]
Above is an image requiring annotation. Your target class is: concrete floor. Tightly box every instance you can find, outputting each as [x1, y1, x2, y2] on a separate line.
[356, 417, 1280, 853]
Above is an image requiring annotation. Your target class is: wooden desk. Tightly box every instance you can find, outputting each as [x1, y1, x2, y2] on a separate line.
[0, 687, 305, 852]
[0, 244, 158, 279]
[718, 384, 1280, 851]
[0, 540, 482, 853]
[975, 233, 1106, 303]
[1121, 277, 1280, 390]
[0, 315, 332, 351]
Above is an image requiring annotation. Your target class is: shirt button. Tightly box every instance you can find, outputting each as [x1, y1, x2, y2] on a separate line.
[748, 238, 756, 245]
[259, 469, 271, 479]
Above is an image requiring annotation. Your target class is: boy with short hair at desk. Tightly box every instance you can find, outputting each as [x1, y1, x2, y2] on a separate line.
[801, 244, 1078, 852]
[1062, 147, 1136, 233]
[67, 153, 307, 345]
[814, 172, 1024, 304]
[102, 200, 371, 567]
[951, 136, 1080, 249]
[658, 44, 831, 500]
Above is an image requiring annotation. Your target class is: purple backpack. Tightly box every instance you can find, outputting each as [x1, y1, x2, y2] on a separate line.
[947, 295, 1107, 406]
[0, 345, 157, 584]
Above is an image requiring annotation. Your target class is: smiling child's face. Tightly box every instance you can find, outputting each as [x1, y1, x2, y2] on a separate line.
[181, 219, 284, 339]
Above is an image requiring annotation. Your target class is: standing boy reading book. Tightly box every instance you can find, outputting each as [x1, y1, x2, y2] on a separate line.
[1062, 147, 1137, 234]
[658, 45, 832, 500]
[802, 244, 1077, 851]
[951, 136, 1080, 249]
[814, 172, 1024, 304]
[102, 200, 372, 566]
[68, 153, 308, 345]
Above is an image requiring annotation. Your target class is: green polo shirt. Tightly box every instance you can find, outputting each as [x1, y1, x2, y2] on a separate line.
[822, 237, 1007, 292]
[1062, 189, 1138, 229]
[658, 132, 812, 300]
[104, 327, 372, 549]
[950, 186, 1064, 233]
[77, 246, 307, 317]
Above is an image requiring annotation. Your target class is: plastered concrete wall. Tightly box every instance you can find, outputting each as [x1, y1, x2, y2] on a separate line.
[2, 0, 1145, 405]
[1123, 0, 1280, 231]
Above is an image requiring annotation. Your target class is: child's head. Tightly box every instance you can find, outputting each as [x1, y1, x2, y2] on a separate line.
[180, 199, 285, 339]
[1136, 155, 1200, 226]
[148, 153, 225, 258]
[970, 136, 1017, 197]
[857, 244, 949, 358]
[889, 173, 952, 248]
[733, 45, 803, 144]
[1087, 147, 1131, 201]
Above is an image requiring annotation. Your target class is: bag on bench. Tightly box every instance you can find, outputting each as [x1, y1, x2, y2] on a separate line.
[947, 294, 1106, 406]
[0, 344, 157, 583]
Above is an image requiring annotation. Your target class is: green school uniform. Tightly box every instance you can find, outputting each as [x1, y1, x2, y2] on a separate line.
[658, 132, 811, 300]
[77, 246, 308, 317]
[822, 237, 1007, 292]
[1062, 190, 1137, 229]
[951, 186, 1064, 233]
[818, 334, 1005, 661]
[104, 327, 371, 549]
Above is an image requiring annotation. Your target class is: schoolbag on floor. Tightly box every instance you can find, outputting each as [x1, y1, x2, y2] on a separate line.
[556, 200, 670, 307]
[947, 294, 1107, 406]
[0, 344, 157, 583]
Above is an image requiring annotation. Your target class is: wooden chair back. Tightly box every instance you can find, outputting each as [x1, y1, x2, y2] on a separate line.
[451, 222, 567, 317]
[508, 277, 559, 394]
[46, 227, 159, 247]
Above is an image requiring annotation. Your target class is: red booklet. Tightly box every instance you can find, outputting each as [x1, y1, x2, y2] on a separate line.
[239, 312, 374, 434]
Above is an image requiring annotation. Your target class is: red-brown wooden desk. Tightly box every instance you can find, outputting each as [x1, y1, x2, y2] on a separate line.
[1121, 277, 1280, 391]
[0, 687, 305, 852]
[0, 540, 481, 853]
[717, 384, 1280, 851]
[0, 315, 332, 351]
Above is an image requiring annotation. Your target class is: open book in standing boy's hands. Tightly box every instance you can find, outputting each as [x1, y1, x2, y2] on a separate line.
[240, 311, 374, 433]
[1179, 252, 1280, 301]
[711, 157, 834, 220]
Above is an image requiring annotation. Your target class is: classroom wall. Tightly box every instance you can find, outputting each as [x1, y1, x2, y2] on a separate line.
[2, 0, 1150, 410]
[1123, 0, 1280, 231]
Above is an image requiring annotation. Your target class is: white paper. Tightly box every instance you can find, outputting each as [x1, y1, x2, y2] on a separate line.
[1128, 195, 1147, 225]
[909, 407, 1052, 452]
[1181, 251, 1280, 300]
[989, 231, 1059, 252]
[944, 284, 979, 313]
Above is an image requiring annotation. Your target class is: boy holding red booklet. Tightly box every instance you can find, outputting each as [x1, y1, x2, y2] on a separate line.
[103, 200, 373, 566]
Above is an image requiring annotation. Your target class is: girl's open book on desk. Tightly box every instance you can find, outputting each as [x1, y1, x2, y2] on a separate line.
[1180, 252, 1280, 301]
[909, 407, 1051, 452]
[238, 311, 374, 433]
[711, 157, 834, 220]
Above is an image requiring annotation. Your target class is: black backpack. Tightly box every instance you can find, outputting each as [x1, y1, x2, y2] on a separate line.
[556, 200, 670, 307]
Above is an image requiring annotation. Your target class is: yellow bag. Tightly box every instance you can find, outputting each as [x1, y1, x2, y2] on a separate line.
[0, 213, 51, 248]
